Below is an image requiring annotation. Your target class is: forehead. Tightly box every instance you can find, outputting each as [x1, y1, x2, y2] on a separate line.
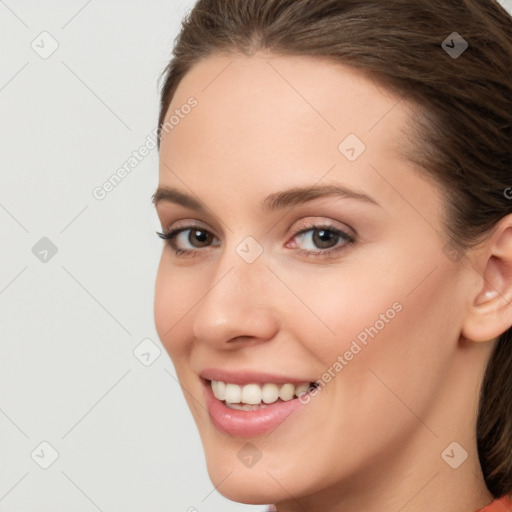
[158, 52, 432, 215]
[166, 51, 408, 141]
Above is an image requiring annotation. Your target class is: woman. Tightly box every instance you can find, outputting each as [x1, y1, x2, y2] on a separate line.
[152, 0, 512, 510]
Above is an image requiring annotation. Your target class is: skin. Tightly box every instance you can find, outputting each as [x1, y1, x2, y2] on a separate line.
[153, 51, 512, 512]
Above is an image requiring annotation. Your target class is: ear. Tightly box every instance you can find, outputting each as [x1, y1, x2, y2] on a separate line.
[461, 214, 512, 343]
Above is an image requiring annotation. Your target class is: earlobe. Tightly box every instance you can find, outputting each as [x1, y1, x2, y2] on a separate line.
[474, 289, 499, 306]
[461, 216, 512, 343]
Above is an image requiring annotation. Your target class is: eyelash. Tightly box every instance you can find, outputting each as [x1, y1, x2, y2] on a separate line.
[156, 221, 356, 260]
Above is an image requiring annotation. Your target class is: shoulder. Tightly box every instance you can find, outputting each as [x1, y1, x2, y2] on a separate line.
[476, 495, 512, 512]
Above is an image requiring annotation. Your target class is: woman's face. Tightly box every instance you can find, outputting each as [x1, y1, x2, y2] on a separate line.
[154, 52, 485, 506]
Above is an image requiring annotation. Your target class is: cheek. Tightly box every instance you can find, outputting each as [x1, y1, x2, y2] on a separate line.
[292, 240, 459, 359]
[289, 247, 462, 414]
[153, 254, 193, 360]
[259, 255, 461, 482]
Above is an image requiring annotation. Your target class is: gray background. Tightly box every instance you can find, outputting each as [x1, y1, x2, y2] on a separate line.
[1, 1, 511, 511]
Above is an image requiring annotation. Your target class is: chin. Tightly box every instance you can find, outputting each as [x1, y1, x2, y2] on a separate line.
[195, 434, 280, 504]
[204, 462, 283, 505]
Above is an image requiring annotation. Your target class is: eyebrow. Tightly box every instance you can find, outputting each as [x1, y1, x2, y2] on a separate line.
[151, 183, 381, 212]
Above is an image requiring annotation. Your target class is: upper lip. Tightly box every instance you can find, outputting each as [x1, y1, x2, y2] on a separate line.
[199, 368, 315, 386]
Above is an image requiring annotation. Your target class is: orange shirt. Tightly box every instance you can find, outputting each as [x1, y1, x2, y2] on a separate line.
[266, 494, 512, 511]
[477, 495, 512, 512]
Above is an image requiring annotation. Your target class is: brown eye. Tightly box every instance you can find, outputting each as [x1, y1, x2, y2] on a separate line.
[156, 225, 220, 256]
[291, 224, 354, 255]
[310, 228, 340, 249]
[188, 229, 214, 248]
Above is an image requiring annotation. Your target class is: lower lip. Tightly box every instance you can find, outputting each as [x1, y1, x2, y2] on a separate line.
[203, 380, 310, 437]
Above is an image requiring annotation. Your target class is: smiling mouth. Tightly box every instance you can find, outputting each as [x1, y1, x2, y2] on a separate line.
[208, 379, 319, 410]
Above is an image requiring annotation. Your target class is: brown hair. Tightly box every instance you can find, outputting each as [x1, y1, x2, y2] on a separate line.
[157, 0, 512, 497]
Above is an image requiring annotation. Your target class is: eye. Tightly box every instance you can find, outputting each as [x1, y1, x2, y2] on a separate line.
[287, 221, 355, 258]
[156, 225, 220, 257]
[155, 220, 356, 259]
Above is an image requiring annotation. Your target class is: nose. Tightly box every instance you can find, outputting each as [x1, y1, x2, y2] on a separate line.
[191, 252, 279, 349]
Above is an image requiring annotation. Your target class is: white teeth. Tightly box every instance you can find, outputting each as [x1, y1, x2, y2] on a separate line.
[278, 383, 295, 401]
[224, 383, 241, 404]
[262, 383, 279, 404]
[225, 402, 269, 411]
[241, 383, 262, 405]
[211, 380, 226, 401]
[295, 383, 309, 397]
[210, 379, 313, 406]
